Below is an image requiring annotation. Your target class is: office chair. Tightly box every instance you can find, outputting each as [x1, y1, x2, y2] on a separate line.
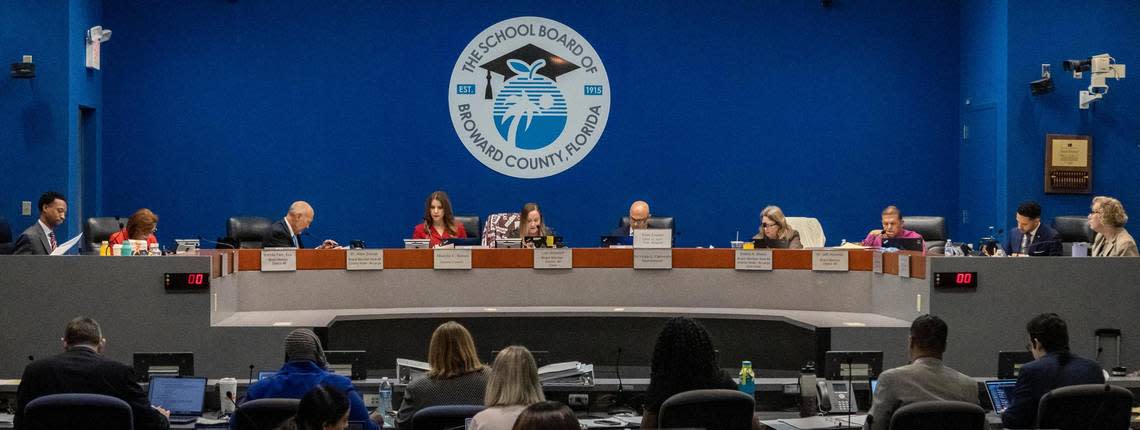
[785, 216, 826, 247]
[887, 400, 985, 430]
[453, 215, 481, 240]
[1053, 215, 1096, 255]
[227, 216, 273, 249]
[618, 215, 675, 230]
[481, 212, 519, 247]
[0, 217, 13, 255]
[83, 216, 124, 254]
[903, 216, 947, 254]
[24, 393, 134, 430]
[1036, 384, 1132, 430]
[658, 389, 755, 430]
[232, 398, 300, 430]
[411, 405, 485, 430]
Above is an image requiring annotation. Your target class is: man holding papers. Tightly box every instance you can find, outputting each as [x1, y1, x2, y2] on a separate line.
[13, 191, 67, 255]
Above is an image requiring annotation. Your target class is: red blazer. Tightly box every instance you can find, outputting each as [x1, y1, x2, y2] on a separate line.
[412, 223, 467, 247]
[107, 230, 158, 247]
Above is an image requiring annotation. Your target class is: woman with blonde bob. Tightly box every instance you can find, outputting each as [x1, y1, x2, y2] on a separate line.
[469, 346, 545, 430]
[1089, 196, 1139, 256]
[752, 205, 803, 248]
[392, 321, 490, 429]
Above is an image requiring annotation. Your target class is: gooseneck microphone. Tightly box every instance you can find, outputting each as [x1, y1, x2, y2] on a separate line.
[198, 236, 236, 249]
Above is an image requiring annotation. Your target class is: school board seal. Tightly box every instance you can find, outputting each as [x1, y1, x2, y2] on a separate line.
[449, 17, 610, 179]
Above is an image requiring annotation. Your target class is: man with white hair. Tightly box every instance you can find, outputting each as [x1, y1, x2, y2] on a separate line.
[263, 201, 338, 249]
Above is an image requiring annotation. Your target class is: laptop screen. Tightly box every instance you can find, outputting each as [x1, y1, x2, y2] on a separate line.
[881, 238, 924, 251]
[148, 376, 207, 416]
[258, 371, 276, 380]
[985, 379, 1017, 413]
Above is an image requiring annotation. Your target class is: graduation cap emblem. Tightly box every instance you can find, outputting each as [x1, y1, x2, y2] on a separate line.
[480, 44, 580, 99]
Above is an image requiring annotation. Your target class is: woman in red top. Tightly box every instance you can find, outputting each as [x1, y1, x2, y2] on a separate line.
[107, 208, 159, 247]
[412, 191, 467, 247]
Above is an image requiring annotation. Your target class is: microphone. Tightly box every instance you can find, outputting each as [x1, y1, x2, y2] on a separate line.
[248, 364, 255, 385]
[198, 236, 236, 249]
[606, 347, 634, 415]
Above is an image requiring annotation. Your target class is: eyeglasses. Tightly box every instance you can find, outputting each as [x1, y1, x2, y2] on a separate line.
[762, 223, 777, 228]
[630, 216, 649, 225]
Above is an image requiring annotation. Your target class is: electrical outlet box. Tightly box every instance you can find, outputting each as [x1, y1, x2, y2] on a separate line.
[568, 393, 588, 407]
[21, 201, 32, 216]
[363, 393, 379, 408]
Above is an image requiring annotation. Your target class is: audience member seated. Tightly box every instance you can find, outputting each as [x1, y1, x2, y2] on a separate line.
[107, 208, 160, 248]
[641, 317, 761, 430]
[1002, 201, 1061, 256]
[1088, 196, 1138, 257]
[751, 205, 803, 248]
[264, 201, 339, 249]
[510, 401, 580, 430]
[866, 314, 977, 430]
[507, 203, 555, 247]
[392, 321, 489, 429]
[861, 205, 924, 248]
[412, 191, 468, 247]
[241, 329, 376, 430]
[13, 191, 68, 255]
[14, 316, 170, 430]
[1001, 313, 1105, 429]
[469, 346, 545, 430]
[609, 200, 650, 237]
[274, 384, 350, 430]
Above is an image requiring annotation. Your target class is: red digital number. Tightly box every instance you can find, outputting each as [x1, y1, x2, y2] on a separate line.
[187, 274, 204, 285]
[955, 273, 972, 284]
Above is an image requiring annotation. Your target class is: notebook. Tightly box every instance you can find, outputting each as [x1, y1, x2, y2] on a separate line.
[148, 376, 207, 424]
[985, 379, 1017, 413]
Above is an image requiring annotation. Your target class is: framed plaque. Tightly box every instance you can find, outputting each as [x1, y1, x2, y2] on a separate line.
[1044, 134, 1091, 194]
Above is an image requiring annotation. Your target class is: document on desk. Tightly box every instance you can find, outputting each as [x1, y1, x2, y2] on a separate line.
[50, 233, 82, 255]
[777, 414, 867, 429]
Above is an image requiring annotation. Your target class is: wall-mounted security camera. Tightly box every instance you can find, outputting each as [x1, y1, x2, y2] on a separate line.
[85, 26, 112, 70]
[1030, 64, 1053, 95]
[1063, 53, 1126, 109]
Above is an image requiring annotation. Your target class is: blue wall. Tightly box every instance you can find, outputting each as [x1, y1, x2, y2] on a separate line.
[97, 1, 961, 247]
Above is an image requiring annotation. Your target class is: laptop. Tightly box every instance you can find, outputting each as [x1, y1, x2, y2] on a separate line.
[985, 379, 1017, 414]
[753, 238, 791, 249]
[600, 235, 633, 247]
[526, 235, 564, 248]
[439, 237, 481, 247]
[148, 376, 207, 424]
[257, 371, 276, 381]
[881, 237, 924, 251]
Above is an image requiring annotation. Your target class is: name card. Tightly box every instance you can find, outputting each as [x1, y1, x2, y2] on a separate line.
[633, 229, 672, 249]
[634, 249, 672, 269]
[433, 248, 472, 270]
[735, 249, 773, 271]
[261, 248, 297, 272]
[346, 249, 384, 271]
[872, 251, 883, 274]
[811, 250, 849, 272]
[220, 252, 231, 277]
[898, 254, 911, 278]
[534, 248, 572, 269]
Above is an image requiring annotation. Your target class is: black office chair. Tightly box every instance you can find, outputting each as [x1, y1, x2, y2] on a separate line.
[83, 216, 124, 254]
[453, 215, 481, 239]
[232, 398, 300, 430]
[24, 393, 134, 430]
[1053, 215, 1095, 256]
[887, 400, 985, 430]
[227, 216, 273, 249]
[0, 217, 14, 255]
[658, 389, 755, 430]
[618, 215, 675, 230]
[411, 405, 484, 430]
[1036, 384, 1133, 430]
[904, 216, 947, 254]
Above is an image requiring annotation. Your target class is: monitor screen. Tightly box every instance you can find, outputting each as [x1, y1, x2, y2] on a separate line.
[148, 376, 207, 416]
[258, 371, 276, 380]
[824, 351, 883, 381]
[986, 379, 1017, 413]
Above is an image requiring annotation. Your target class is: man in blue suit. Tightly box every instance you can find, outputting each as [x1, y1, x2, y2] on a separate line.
[1004, 201, 1062, 256]
[1001, 313, 1104, 429]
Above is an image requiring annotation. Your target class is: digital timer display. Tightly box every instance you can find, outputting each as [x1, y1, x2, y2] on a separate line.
[933, 272, 978, 289]
[164, 273, 210, 291]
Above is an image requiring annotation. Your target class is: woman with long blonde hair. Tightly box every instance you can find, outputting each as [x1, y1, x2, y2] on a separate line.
[391, 321, 489, 429]
[469, 346, 545, 430]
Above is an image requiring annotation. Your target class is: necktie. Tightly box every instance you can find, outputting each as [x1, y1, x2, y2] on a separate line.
[49, 232, 57, 251]
[1021, 232, 1031, 253]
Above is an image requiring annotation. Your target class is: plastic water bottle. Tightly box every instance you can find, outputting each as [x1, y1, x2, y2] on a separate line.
[99, 241, 110, 256]
[378, 377, 393, 427]
[738, 360, 756, 398]
[121, 239, 133, 256]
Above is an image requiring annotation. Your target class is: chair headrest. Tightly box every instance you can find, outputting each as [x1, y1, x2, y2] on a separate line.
[619, 216, 675, 230]
[228, 216, 273, 241]
[904, 216, 946, 241]
[1053, 216, 1094, 242]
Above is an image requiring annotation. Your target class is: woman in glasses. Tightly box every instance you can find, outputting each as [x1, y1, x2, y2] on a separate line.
[1088, 196, 1138, 257]
[107, 208, 159, 248]
[752, 205, 802, 248]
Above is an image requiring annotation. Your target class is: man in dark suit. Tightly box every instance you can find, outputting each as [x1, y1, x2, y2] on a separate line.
[15, 317, 170, 430]
[263, 201, 338, 249]
[13, 191, 68, 255]
[608, 200, 651, 237]
[1004, 201, 1062, 256]
[1001, 313, 1104, 429]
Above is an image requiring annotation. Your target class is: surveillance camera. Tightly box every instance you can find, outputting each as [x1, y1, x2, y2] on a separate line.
[1062, 59, 1091, 73]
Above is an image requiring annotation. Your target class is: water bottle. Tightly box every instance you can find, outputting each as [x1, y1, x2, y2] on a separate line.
[378, 377, 393, 427]
[99, 241, 110, 256]
[798, 361, 819, 417]
[121, 239, 133, 256]
[738, 360, 756, 398]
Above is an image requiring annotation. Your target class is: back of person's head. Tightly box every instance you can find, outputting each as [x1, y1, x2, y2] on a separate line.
[485, 345, 544, 407]
[284, 329, 327, 368]
[64, 316, 102, 347]
[510, 401, 579, 430]
[648, 317, 722, 405]
[1016, 201, 1042, 219]
[1027, 313, 1070, 353]
[126, 208, 159, 239]
[909, 314, 948, 356]
[428, 321, 485, 379]
[276, 384, 349, 430]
